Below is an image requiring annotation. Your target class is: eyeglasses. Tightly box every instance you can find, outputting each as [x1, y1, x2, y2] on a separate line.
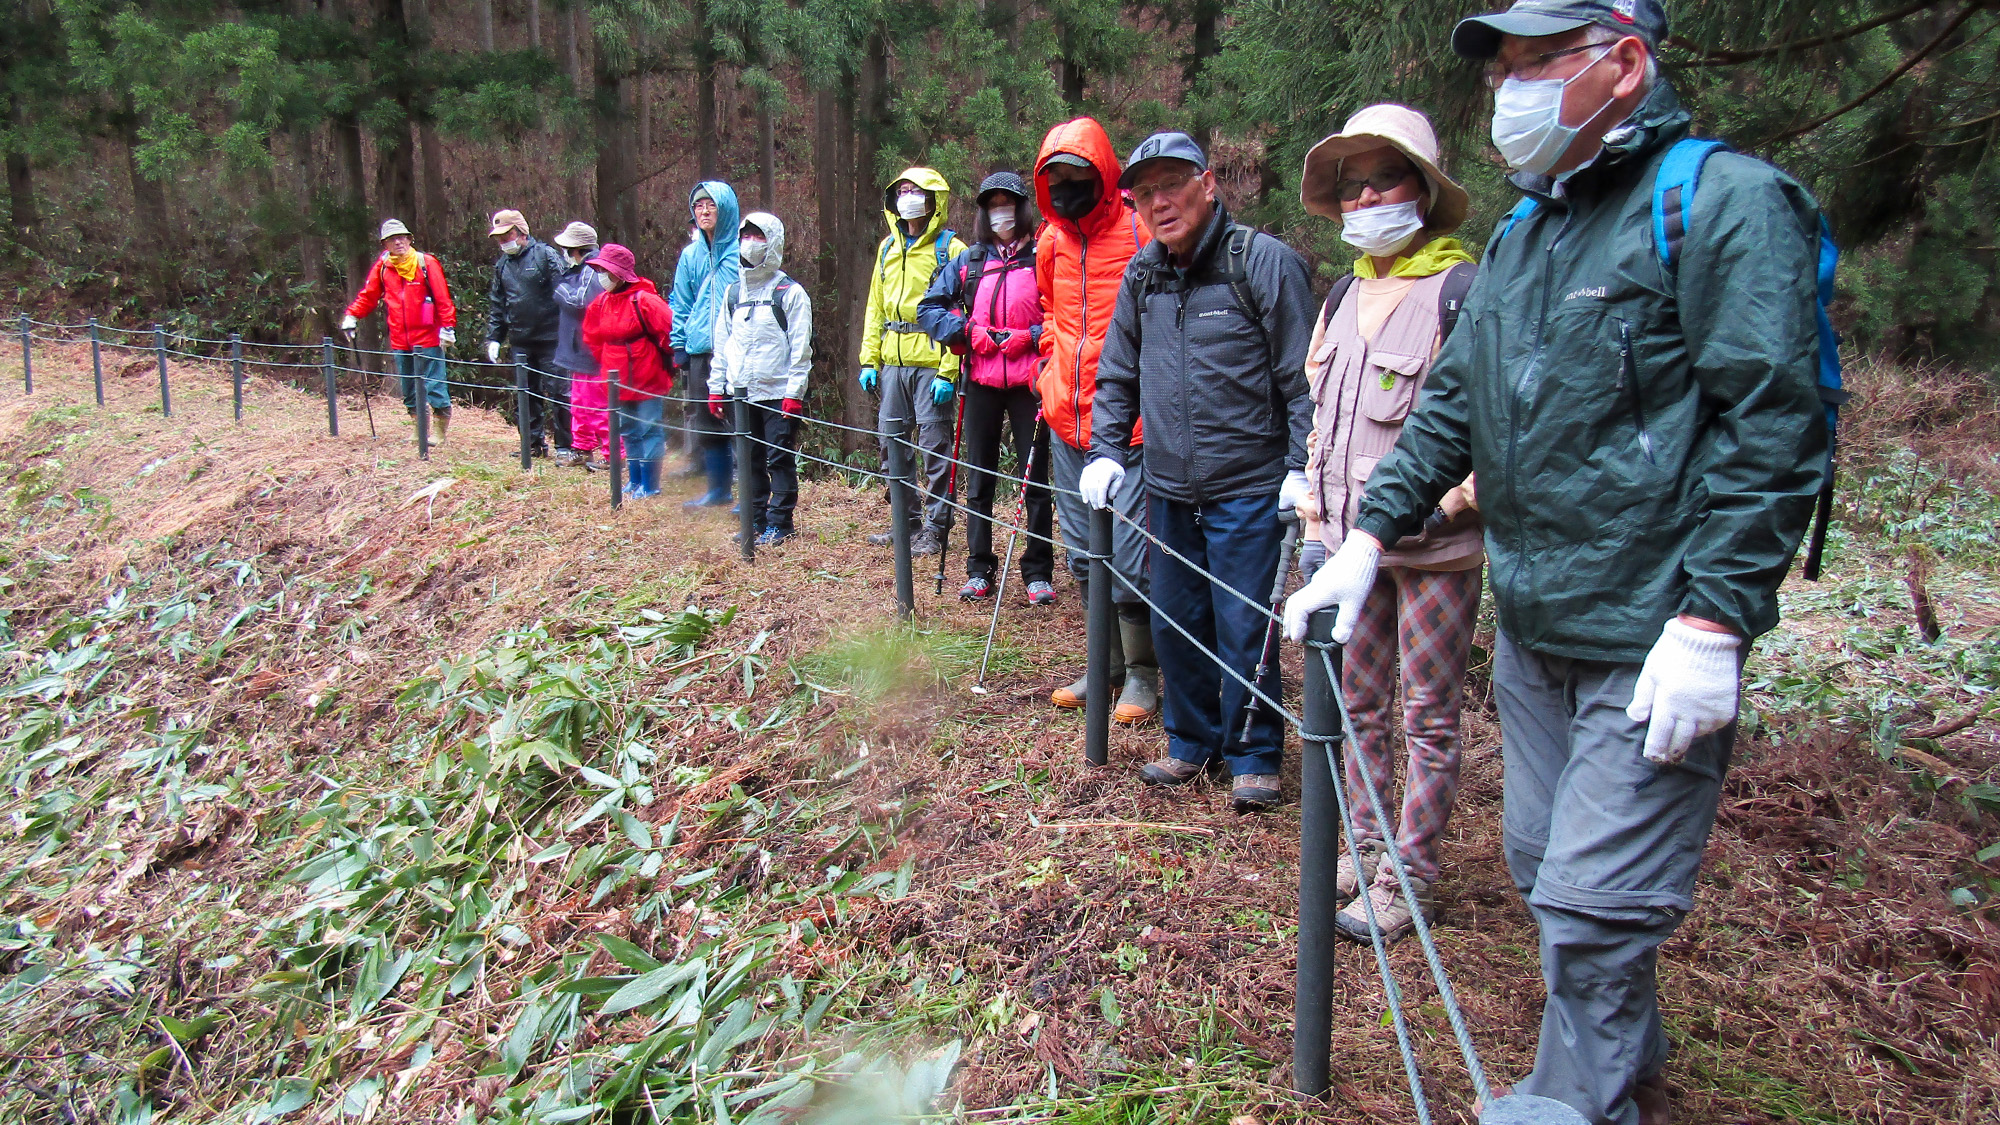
[1334, 164, 1417, 202]
[1481, 42, 1612, 89]
[1131, 172, 1198, 206]
[692, 199, 719, 213]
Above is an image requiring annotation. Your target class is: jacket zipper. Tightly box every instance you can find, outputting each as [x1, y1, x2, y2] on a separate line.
[1507, 203, 1576, 631]
[1175, 279, 1201, 504]
[1070, 233, 1089, 449]
[1618, 320, 1654, 462]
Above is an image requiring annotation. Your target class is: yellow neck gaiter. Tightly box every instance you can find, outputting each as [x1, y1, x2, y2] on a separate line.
[386, 249, 421, 283]
[1353, 236, 1476, 280]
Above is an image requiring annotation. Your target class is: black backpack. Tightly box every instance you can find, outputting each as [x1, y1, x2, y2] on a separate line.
[722, 273, 800, 336]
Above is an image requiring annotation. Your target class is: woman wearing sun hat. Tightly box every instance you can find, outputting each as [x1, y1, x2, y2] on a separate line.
[1295, 103, 1483, 945]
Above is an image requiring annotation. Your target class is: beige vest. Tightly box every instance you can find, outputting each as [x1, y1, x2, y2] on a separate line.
[1304, 271, 1483, 570]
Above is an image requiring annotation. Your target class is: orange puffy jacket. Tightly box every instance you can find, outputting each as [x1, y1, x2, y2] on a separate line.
[1034, 118, 1148, 452]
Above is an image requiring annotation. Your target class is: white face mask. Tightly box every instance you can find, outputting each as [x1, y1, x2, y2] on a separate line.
[501, 238, 526, 256]
[895, 192, 930, 221]
[1340, 199, 1426, 257]
[988, 203, 1017, 236]
[1490, 47, 1613, 176]
[740, 238, 768, 268]
[591, 267, 615, 288]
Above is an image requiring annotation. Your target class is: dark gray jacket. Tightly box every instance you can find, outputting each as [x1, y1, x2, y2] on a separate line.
[487, 237, 566, 346]
[1093, 206, 1316, 504]
[552, 261, 600, 374]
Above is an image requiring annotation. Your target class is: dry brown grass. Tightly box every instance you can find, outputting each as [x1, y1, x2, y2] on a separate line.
[0, 346, 1996, 1124]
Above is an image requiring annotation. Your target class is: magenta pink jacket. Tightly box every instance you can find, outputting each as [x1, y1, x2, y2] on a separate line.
[918, 238, 1044, 391]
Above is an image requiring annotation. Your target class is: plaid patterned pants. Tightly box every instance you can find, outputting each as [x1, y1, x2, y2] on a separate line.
[1343, 564, 1482, 885]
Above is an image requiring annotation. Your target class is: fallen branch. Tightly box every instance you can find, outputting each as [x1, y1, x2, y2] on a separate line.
[1906, 710, 1982, 740]
[1037, 820, 1216, 837]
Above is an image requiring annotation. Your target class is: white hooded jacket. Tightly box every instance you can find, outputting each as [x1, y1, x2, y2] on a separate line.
[709, 211, 812, 401]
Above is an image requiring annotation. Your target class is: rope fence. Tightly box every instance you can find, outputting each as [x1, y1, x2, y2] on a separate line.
[3, 306, 1587, 1125]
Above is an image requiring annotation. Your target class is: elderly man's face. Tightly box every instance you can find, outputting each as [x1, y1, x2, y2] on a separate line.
[384, 234, 414, 256]
[693, 197, 719, 232]
[1130, 160, 1215, 258]
[1492, 28, 1651, 172]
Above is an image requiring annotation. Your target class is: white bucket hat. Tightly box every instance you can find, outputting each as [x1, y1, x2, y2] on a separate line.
[378, 218, 411, 241]
[1301, 104, 1470, 236]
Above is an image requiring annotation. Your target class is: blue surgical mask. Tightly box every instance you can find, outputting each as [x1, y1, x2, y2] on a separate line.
[1489, 47, 1613, 176]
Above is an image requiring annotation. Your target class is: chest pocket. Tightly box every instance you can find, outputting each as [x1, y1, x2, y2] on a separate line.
[1360, 351, 1426, 423]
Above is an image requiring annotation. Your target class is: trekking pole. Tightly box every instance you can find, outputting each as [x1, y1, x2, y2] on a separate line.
[353, 339, 377, 437]
[972, 412, 1043, 695]
[1238, 507, 1302, 743]
[935, 374, 967, 596]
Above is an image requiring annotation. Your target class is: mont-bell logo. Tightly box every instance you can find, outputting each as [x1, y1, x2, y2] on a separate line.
[1610, 0, 1637, 23]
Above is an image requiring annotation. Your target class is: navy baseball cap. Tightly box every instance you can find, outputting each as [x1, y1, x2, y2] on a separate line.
[1117, 132, 1208, 189]
[1451, 0, 1667, 60]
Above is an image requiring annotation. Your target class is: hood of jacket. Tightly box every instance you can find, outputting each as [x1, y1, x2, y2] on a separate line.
[670, 181, 742, 355]
[739, 210, 786, 288]
[690, 181, 743, 252]
[1034, 118, 1127, 240]
[881, 166, 954, 246]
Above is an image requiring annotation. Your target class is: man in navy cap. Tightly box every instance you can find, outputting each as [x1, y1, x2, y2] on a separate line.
[1085, 131, 1315, 814]
[1286, 2, 1829, 1121]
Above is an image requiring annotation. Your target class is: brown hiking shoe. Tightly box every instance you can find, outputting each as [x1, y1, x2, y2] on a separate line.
[1634, 1074, 1671, 1125]
[1231, 774, 1283, 813]
[1138, 757, 1205, 786]
[1334, 878, 1434, 945]
[1337, 838, 1386, 905]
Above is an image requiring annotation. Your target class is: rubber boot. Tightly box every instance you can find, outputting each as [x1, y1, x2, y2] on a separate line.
[684, 445, 733, 509]
[432, 409, 450, 446]
[1114, 611, 1160, 725]
[624, 457, 647, 500]
[1051, 581, 1126, 709]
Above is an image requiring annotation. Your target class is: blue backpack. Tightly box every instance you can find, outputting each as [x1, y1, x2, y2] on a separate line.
[1496, 137, 1846, 579]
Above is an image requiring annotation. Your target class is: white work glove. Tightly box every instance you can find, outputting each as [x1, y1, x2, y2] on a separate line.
[1283, 532, 1380, 644]
[1078, 456, 1125, 510]
[1279, 469, 1309, 513]
[438, 327, 456, 346]
[487, 341, 503, 364]
[339, 313, 358, 333]
[1626, 619, 1743, 765]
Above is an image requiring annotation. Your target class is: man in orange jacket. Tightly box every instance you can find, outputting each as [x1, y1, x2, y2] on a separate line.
[1034, 119, 1157, 724]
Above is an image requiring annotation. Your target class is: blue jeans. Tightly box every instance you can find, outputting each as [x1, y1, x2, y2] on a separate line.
[615, 395, 667, 464]
[1148, 492, 1285, 777]
[396, 347, 449, 413]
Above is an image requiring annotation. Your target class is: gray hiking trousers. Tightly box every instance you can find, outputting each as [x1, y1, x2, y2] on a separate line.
[1046, 436, 1148, 605]
[876, 364, 955, 532]
[1494, 631, 1738, 1125]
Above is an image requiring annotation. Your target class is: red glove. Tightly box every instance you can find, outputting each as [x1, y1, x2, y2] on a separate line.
[782, 398, 805, 417]
[1001, 328, 1035, 359]
[970, 327, 1002, 357]
[709, 394, 728, 419]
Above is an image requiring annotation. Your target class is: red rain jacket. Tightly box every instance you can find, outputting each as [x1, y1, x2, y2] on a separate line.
[582, 278, 676, 402]
[345, 252, 456, 350]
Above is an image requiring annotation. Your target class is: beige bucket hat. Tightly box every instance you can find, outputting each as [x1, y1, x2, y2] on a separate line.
[488, 208, 529, 237]
[1301, 104, 1469, 236]
[552, 221, 598, 249]
[378, 217, 411, 241]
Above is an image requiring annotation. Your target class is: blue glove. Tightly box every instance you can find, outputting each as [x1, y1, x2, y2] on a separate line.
[859, 366, 879, 394]
[673, 348, 690, 371]
[930, 376, 956, 406]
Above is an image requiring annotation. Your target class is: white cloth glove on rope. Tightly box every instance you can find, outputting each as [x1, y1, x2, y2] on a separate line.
[1626, 619, 1742, 765]
[1078, 456, 1125, 510]
[486, 340, 504, 364]
[1283, 532, 1380, 643]
[1278, 469, 1309, 513]
[438, 327, 456, 346]
[339, 313, 358, 333]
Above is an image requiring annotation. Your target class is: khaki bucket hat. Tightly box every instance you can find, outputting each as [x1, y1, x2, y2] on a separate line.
[1301, 104, 1469, 236]
[378, 218, 411, 241]
[488, 208, 529, 237]
[552, 221, 598, 249]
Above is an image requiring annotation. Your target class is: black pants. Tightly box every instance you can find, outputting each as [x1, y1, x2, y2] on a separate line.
[682, 354, 732, 452]
[510, 341, 569, 452]
[961, 381, 1053, 584]
[742, 398, 799, 534]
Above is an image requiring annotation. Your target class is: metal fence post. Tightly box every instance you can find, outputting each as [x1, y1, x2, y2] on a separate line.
[414, 358, 431, 460]
[89, 318, 103, 406]
[514, 357, 531, 471]
[19, 313, 30, 395]
[887, 417, 915, 618]
[606, 369, 624, 511]
[322, 337, 339, 436]
[1085, 507, 1114, 766]
[229, 333, 243, 421]
[734, 396, 756, 561]
[1293, 611, 1341, 1099]
[153, 324, 171, 416]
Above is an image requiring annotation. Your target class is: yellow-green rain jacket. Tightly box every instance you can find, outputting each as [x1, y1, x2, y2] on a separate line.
[860, 166, 968, 376]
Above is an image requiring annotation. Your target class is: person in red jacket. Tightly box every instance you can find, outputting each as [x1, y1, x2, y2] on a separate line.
[342, 218, 457, 441]
[1033, 119, 1157, 724]
[580, 243, 676, 500]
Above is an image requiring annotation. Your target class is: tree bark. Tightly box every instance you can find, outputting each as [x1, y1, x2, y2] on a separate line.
[119, 97, 172, 256]
[528, 0, 541, 48]
[697, 15, 719, 179]
[1061, 57, 1085, 105]
[290, 125, 330, 338]
[756, 90, 775, 208]
[4, 155, 35, 253]
[566, 0, 586, 213]
[333, 114, 381, 355]
[1185, 0, 1221, 152]
[417, 120, 447, 244]
[370, 0, 418, 227]
[480, 0, 494, 50]
[992, 0, 1021, 124]
[814, 84, 848, 442]
[838, 29, 889, 449]
[594, 43, 638, 241]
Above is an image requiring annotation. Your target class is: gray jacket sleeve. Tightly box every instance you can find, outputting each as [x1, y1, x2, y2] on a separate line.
[1251, 234, 1317, 471]
[1090, 265, 1145, 460]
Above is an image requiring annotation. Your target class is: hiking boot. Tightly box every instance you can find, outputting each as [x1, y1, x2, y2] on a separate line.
[1337, 838, 1387, 905]
[1634, 1074, 1671, 1125]
[1334, 878, 1435, 945]
[960, 575, 992, 600]
[1025, 580, 1056, 606]
[910, 527, 943, 557]
[1114, 616, 1159, 725]
[579, 449, 605, 472]
[553, 447, 582, 467]
[1053, 582, 1124, 708]
[1231, 774, 1284, 813]
[1139, 757, 1206, 786]
[531, 440, 550, 459]
[757, 527, 793, 546]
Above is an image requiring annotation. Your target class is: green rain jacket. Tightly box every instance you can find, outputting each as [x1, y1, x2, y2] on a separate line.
[1356, 83, 1828, 662]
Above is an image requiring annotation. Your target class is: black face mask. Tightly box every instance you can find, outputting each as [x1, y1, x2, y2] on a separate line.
[1046, 179, 1100, 220]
